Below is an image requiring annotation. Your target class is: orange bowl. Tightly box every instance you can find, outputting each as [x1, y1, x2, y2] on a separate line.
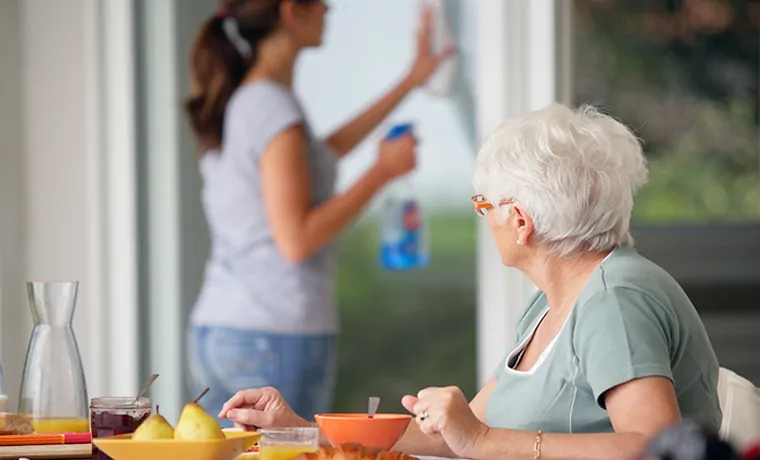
[315, 413, 412, 451]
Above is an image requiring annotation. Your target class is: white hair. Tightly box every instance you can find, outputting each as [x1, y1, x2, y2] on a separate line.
[473, 103, 649, 256]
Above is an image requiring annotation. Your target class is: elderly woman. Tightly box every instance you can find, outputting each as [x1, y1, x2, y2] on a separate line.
[218, 104, 722, 459]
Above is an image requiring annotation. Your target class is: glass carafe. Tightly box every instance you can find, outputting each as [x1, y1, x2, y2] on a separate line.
[18, 281, 89, 433]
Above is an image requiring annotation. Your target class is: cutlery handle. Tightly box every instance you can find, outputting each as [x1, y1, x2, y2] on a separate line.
[368, 396, 381, 418]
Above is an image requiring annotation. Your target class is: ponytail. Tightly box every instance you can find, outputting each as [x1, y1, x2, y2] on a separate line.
[184, 15, 250, 151]
[184, 0, 321, 152]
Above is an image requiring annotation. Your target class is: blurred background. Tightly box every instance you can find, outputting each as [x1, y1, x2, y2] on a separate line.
[0, 0, 757, 424]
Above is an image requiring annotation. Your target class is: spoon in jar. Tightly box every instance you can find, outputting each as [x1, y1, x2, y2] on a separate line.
[368, 396, 380, 419]
[133, 374, 159, 404]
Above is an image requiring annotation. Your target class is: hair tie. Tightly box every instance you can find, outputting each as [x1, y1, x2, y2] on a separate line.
[221, 17, 253, 58]
[214, 8, 229, 19]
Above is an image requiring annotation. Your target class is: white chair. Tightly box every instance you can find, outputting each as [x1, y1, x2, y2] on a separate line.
[717, 367, 760, 449]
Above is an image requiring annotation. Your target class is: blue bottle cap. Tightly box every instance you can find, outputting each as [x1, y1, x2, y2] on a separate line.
[385, 123, 414, 141]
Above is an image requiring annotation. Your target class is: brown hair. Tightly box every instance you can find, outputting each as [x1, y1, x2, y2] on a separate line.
[184, 0, 316, 151]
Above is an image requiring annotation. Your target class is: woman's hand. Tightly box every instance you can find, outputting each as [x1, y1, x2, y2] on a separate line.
[219, 387, 309, 431]
[375, 133, 416, 180]
[405, 5, 456, 88]
[402, 386, 490, 459]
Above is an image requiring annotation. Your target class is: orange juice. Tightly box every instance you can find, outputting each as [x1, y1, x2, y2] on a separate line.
[259, 445, 318, 460]
[32, 417, 90, 433]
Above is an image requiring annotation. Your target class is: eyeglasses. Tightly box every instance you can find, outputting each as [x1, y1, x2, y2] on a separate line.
[471, 194, 514, 216]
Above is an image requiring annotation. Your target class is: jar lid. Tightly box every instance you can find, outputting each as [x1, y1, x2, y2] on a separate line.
[90, 396, 151, 409]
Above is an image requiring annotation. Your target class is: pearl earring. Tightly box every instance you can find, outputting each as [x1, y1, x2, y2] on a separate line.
[516, 239, 522, 245]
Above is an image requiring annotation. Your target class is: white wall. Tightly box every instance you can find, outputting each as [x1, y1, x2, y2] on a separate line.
[0, 0, 138, 409]
[19, 0, 108, 404]
[0, 0, 28, 405]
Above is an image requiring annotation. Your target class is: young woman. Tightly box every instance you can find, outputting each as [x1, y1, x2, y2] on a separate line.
[184, 0, 451, 426]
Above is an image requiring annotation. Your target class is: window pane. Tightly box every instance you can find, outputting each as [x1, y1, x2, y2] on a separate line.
[573, 0, 760, 223]
[297, 0, 477, 412]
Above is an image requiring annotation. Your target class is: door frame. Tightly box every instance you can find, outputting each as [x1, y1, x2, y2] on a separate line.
[474, 0, 570, 385]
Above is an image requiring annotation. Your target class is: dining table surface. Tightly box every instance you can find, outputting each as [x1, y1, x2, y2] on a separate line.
[0, 443, 460, 460]
[0, 454, 458, 459]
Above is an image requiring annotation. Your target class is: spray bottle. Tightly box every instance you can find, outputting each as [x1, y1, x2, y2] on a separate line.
[378, 2, 455, 270]
[379, 123, 429, 270]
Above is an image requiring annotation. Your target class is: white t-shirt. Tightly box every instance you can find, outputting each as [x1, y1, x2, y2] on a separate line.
[190, 80, 339, 335]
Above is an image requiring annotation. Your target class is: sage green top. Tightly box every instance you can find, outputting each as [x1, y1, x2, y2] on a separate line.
[485, 245, 722, 433]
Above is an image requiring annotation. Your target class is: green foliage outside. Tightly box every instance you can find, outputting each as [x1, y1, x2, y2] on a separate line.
[333, 213, 477, 413]
[574, 0, 759, 222]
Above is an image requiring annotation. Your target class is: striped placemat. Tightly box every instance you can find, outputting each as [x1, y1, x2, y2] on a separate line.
[0, 433, 91, 446]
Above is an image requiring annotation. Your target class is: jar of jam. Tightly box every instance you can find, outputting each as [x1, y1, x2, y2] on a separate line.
[90, 397, 151, 460]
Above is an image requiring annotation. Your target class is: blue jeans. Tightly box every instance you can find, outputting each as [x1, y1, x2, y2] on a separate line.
[187, 325, 337, 428]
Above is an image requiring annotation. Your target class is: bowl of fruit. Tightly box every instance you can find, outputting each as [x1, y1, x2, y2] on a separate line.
[93, 389, 261, 460]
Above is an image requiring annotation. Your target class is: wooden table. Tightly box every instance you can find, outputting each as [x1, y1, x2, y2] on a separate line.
[0, 446, 454, 460]
[0, 443, 90, 459]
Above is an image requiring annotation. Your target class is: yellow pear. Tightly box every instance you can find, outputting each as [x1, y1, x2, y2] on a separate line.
[174, 389, 225, 441]
[132, 405, 175, 441]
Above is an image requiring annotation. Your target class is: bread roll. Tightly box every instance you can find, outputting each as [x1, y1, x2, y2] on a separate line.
[0, 413, 34, 435]
[294, 443, 419, 460]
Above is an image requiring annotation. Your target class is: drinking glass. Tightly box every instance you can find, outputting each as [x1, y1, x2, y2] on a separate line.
[259, 427, 320, 460]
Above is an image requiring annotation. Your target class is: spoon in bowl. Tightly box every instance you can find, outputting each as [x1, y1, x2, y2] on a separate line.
[368, 396, 380, 419]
